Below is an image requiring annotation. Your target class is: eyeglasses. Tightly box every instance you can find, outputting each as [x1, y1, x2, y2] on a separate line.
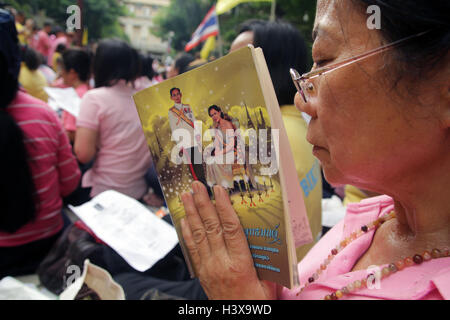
[290, 31, 429, 103]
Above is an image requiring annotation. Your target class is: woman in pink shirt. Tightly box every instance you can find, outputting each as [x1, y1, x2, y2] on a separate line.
[74, 39, 151, 200]
[35, 22, 51, 60]
[0, 13, 80, 278]
[178, 0, 450, 299]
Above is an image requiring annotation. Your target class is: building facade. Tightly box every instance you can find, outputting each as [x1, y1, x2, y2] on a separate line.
[119, 0, 170, 55]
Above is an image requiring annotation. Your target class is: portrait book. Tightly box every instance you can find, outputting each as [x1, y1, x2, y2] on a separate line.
[133, 45, 312, 289]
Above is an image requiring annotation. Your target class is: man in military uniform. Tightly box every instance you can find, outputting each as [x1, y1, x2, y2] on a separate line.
[168, 87, 207, 186]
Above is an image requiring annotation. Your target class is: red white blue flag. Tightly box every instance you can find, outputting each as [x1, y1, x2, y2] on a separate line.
[185, 5, 219, 52]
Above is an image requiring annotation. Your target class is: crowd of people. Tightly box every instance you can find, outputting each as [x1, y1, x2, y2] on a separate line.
[0, 0, 448, 300]
[0, 8, 169, 280]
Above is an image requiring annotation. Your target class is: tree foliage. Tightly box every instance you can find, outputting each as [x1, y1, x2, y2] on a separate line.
[152, 0, 213, 52]
[153, 0, 316, 66]
[3, 0, 128, 41]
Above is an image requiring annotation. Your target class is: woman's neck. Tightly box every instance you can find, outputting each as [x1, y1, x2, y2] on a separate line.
[380, 149, 450, 250]
[351, 197, 449, 271]
[353, 156, 450, 271]
[72, 79, 84, 89]
[392, 200, 450, 249]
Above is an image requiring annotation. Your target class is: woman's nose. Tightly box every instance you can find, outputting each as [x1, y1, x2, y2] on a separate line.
[294, 92, 317, 119]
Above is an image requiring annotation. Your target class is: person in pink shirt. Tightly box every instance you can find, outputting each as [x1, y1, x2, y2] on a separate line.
[60, 48, 92, 143]
[74, 39, 151, 200]
[35, 22, 52, 60]
[133, 53, 156, 92]
[0, 12, 80, 278]
[178, 0, 450, 300]
[47, 26, 67, 67]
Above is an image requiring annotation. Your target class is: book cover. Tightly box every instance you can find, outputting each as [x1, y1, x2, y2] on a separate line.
[133, 46, 311, 289]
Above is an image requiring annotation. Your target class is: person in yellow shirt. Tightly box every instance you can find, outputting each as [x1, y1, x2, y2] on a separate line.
[24, 19, 36, 46]
[52, 43, 67, 73]
[343, 185, 381, 206]
[19, 47, 49, 102]
[230, 19, 322, 262]
[13, 10, 27, 45]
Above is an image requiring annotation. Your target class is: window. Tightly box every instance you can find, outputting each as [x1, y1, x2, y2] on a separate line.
[133, 25, 142, 38]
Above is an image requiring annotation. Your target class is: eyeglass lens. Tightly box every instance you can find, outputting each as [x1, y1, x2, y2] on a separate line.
[290, 68, 309, 103]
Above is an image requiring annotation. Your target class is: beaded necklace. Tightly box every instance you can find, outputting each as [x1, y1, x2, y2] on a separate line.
[296, 211, 450, 300]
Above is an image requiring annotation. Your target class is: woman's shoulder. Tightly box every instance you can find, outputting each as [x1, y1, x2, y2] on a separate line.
[10, 91, 57, 117]
[9, 92, 63, 133]
[80, 86, 107, 107]
[81, 84, 131, 104]
[223, 119, 234, 129]
[81, 86, 106, 98]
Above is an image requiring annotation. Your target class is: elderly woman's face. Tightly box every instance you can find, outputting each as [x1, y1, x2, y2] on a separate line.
[297, 0, 443, 192]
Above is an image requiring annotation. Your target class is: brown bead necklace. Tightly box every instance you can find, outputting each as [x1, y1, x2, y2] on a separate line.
[295, 211, 450, 300]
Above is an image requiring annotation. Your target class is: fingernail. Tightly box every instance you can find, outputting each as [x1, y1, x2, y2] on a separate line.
[213, 185, 221, 197]
[192, 181, 200, 193]
[181, 192, 190, 202]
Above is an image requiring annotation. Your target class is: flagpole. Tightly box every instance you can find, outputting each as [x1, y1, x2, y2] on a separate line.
[77, 0, 84, 46]
[270, 0, 276, 22]
[216, 10, 224, 57]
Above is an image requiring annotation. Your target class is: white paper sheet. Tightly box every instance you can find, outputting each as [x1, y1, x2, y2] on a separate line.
[69, 190, 179, 272]
[44, 87, 81, 117]
[0, 277, 52, 300]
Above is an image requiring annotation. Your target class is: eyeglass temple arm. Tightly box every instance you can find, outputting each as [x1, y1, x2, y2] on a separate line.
[303, 31, 429, 80]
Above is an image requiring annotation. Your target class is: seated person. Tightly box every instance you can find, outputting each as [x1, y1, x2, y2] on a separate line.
[179, 0, 450, 300]
[59, 48, 91, 143]
[18, 46, 49, 102]
[74, 39, 152, 200]
[0, 12, 80, 278]
[166, 53, 194, 79]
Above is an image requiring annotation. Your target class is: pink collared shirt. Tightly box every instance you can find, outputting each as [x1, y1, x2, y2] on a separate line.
[76, 81, 151, 199]
[280, 195, 450, 300]
[36, 30, 51, 58]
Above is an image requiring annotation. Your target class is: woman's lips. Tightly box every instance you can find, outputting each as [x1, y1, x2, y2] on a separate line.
[312, 145, 327, 156]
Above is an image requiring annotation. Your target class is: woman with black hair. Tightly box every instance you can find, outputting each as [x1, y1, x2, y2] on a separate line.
[205, 105, 239, 191]
[60, 48, 92, 143]
[231, 19, 308, 107]
[166, 53, 195, 79]
[74, 39, 152, 200]
[0, 10, 80, 278]
[134, 53, 156, 91]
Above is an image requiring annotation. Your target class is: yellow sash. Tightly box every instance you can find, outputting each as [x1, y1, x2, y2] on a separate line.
[170, 106, 194, 128]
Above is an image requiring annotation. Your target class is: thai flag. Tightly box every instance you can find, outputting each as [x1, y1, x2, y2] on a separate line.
[185, 5, 219, 52]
